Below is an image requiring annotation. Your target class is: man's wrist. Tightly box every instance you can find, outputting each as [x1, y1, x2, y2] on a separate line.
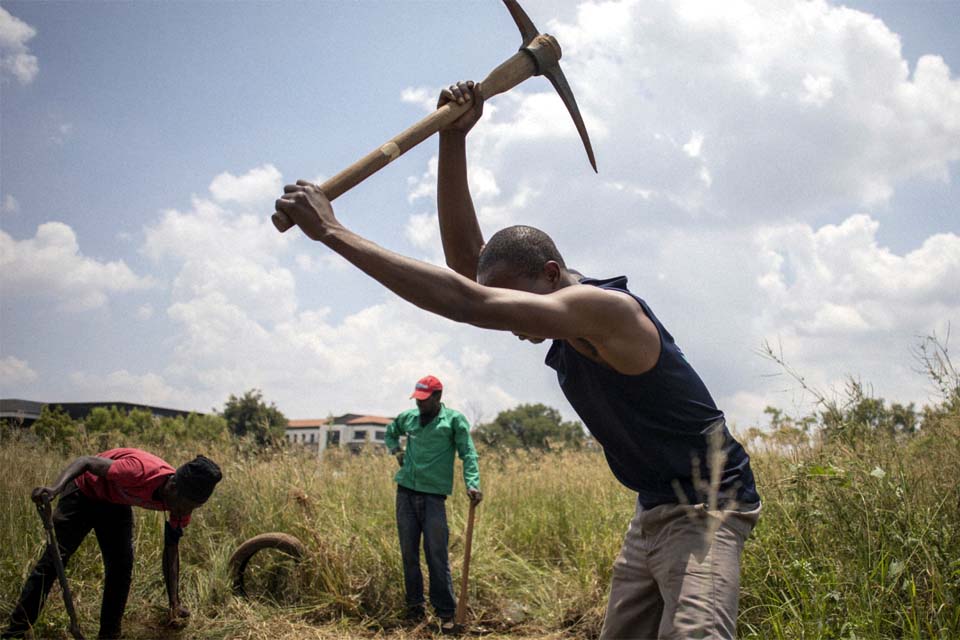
[439, 130, 468, 149]
[319, 222, 350, 246]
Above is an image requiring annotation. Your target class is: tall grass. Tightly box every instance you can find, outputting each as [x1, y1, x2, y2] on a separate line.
[1, 407, 958, 639]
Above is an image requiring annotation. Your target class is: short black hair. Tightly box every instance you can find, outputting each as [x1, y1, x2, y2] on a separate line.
[477, 225, 566, 279]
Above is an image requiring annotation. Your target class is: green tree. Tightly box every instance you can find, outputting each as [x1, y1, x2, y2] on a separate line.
[139, 412, 228, 445]
[758, 406, 815, 449]
[84, 406, 154, 436]
[221, 389, 287, 446]
[821, 380, 919, 442]
[31, 406, 79, 451]
[473, 403, 584, 451]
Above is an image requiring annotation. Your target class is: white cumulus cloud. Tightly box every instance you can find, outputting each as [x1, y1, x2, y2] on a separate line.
[421, 0, 960, 229]
[0, 356, 38, 385]
[142, 190, 296, 324]
[0, 222, 155, 311]
[209, 164, 283, 208]
[756, 214, 960, 336]
[0, 7, 38, 84]
[748, 214, 960, 415]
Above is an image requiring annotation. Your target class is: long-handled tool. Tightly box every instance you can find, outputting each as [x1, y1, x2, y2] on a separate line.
[455, 497, 479, 627]
[36, 495, 85, 640]
[272, 0, 597, 233]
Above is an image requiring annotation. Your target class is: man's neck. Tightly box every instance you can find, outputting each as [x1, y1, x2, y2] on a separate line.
[419, 409, 440, 425]
[559, 269, 583, 288]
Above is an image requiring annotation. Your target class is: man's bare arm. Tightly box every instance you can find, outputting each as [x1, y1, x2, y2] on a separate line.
[162, 528, 190, 626]
[32, 456, 112, 503]
[276, 183, 658, 373]
[437, 81, 485, 280]
[438, 132, 484, 279]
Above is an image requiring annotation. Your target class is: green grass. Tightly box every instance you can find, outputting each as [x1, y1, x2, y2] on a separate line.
[1, 411, 958, 639]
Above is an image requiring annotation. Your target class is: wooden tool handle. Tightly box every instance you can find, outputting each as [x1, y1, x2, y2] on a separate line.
[272, 49, 541, 233]
[37, 496, 86, 639]
[455, 498, 479, 625]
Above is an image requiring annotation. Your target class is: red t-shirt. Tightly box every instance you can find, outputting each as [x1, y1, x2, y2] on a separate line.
[75, 448, 191, 528]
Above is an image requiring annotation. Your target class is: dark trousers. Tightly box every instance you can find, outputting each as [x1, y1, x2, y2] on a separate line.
[395, 485, 456, 618]
[4, 484, 134, 639]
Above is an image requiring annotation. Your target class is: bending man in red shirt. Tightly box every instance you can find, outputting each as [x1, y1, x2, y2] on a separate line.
[2, 448, 222, 639]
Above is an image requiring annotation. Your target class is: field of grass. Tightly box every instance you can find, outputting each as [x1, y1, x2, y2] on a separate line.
[1, 405, 958, 639]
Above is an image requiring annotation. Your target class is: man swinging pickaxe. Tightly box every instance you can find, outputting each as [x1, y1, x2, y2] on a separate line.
[272, 0, 596, 232]
[276, 1, 761, 638]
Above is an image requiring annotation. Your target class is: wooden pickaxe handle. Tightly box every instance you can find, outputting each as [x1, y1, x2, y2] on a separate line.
[36, 496, 86, 640]
[454, 497, 479, 626]
[273, 41, 552, 233]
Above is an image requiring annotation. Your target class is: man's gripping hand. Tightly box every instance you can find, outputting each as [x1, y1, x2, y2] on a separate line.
[438, 80, 484, 134]
[467, 488, 483, 505]
[31, 486, 56, 505]
[275, 181, 342, 241]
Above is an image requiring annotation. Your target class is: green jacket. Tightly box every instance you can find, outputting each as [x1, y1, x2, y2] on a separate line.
[384, 404, 480, 495]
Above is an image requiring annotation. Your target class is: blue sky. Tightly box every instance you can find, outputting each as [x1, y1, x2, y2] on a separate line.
[2, 0, 958, 429]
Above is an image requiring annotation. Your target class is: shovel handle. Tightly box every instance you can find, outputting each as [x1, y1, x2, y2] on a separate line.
[273, 46, 543, 233]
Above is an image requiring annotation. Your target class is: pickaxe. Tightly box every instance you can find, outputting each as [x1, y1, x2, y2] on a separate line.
[272, 0, 596, 233]
[36, 495, 85, 640]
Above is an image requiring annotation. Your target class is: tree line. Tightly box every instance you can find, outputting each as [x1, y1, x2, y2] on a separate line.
[4, 333, 957, 454]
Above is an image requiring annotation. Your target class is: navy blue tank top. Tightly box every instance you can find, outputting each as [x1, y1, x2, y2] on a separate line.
[545, 275, 759, 509]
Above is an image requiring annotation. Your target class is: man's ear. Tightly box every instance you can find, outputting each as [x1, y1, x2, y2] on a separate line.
[544, 261, 562, 285]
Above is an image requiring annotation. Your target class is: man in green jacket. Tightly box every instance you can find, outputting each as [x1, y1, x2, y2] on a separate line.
[384, 375, 481, 631]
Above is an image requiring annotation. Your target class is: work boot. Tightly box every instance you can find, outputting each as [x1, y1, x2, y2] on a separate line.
[402, 606, 425, 623]
[1, 620, 28, 639]
[439, 616, 461, 635]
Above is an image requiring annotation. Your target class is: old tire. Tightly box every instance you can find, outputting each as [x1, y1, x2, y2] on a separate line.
[228, 532, 306, 597]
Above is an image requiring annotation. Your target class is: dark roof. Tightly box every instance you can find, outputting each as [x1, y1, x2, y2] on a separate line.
[0, 399, 202, 426]
[0, 399, 45, 421]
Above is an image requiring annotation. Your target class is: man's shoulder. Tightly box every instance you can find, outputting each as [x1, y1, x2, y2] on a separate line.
[395, 408, 419, 422]
[440, 406, 468, 423]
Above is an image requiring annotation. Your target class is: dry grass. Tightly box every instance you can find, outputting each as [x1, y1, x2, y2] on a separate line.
[2, 407, 959, 639]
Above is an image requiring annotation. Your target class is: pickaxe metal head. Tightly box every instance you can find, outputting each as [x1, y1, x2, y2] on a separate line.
[272, 0, 598, 232]
[503, 0, 597, 172]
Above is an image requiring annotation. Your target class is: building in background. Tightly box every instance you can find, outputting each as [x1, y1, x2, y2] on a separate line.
[285, 413, 393, 454]
[0, 398, 199, 428]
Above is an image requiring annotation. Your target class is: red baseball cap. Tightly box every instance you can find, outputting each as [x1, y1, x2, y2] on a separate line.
[411, 375, 443, 400]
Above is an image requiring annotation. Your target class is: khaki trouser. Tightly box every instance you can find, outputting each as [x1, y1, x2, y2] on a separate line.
[599, 500, 761, 640]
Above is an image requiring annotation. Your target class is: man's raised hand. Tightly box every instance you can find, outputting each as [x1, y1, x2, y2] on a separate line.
[275, 181, 342, 241]
[438, 80, 485, 134]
